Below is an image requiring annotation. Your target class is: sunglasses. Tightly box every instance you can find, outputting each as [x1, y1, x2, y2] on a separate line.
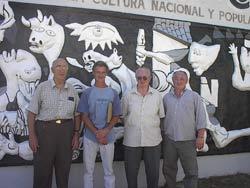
[137, 76, 148, 81]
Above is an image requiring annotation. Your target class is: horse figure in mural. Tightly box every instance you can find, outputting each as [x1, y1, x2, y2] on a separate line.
[21, 10, 65, 79]
[0, 49, 41, 135]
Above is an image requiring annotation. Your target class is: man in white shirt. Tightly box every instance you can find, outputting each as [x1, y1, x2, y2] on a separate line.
[122, 66, 165, 188]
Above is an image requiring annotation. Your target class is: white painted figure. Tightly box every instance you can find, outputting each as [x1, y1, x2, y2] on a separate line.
[205, 103, 250, 148]
[200, 77, 218, 107]
[0, 1, 15, 43]
[0, 132, 33, 160]
[21, 10, 65, 79]
[188, 42, 220, 76]
[229, 43, 250, 91]
[66, 21, 124, 50]
[0, 49, 41, 135]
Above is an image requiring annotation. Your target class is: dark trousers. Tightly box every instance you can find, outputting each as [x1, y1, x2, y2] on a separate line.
[33, 120, 74, 188]
[162, 136, 198, 188]
[124, 144, 161, 188]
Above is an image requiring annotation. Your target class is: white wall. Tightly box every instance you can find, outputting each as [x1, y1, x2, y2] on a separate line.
[0, 153, 250, 188]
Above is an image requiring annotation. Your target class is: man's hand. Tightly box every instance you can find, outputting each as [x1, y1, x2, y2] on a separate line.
[196, 137, 204, 150]
[95, 128, 110, 139]
[72, 132, 80, 150]
[29, 132, 39, 153]
[95, 128, 110, 145]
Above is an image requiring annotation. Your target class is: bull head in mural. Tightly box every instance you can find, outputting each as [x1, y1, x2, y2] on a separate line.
[21, 10, 65, 79]
[0, 2, 15, 43]
[0, 49, 41, 135]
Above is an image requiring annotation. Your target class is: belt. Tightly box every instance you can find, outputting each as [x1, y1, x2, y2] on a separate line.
[38, 119, 72, 125]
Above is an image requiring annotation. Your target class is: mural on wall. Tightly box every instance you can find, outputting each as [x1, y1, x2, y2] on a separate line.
[0, 1, 250, 165]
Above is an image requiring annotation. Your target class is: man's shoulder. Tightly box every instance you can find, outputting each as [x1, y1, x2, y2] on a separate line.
[37, 80, 51, 89]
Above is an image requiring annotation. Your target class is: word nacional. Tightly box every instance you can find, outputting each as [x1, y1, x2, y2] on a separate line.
[92, 0, 204, 17]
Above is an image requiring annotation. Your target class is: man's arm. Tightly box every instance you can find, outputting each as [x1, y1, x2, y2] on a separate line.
[72, 114, 81, 149]
[196, 128, 206, 150]
[27, 111, 39, 153]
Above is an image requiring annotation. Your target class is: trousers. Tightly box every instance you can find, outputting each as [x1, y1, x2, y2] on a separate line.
[33, 120, 74, 188]
[83, 136, 115, 188]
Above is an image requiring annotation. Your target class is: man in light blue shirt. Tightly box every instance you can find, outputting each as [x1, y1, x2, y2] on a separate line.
[77, 61, 121, 188]
[163, 68, 206, 188]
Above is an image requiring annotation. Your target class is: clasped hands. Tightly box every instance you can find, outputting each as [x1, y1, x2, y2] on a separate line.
[95, 127, 110, 145]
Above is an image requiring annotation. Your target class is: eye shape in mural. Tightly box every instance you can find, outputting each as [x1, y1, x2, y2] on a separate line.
[66, 21, 124, 50]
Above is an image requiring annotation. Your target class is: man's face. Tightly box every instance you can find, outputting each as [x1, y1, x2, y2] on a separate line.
[136, 68, 151, 88]
[172, 71, 188, 91]
[52, 59, 68, 81]
[93, 66, 107, 83]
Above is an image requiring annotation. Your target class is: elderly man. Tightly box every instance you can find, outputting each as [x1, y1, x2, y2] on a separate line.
[27, 58, 80, 188]
[162, 68, 206, 188]
[122, 66, 165, 188]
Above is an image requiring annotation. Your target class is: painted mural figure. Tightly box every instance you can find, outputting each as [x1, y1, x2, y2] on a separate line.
[77, 61, 121, 188]
[65, 21, 124, 50]
[162, 68, 207, 188]
[229, 43, 250, 91]
[188, 42, 220, 76]
[205, 103, 250, 148]
[27, 58, 80, 188]
[66, 21, 136, 95]
[0, 49, 41, 135]
[21, 10, 65, 79]
[0, 2, 15, 43]
[122, 66, 165, 188]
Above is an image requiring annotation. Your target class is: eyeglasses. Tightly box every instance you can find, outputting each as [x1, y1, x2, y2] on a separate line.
[137, 76, 148, 81]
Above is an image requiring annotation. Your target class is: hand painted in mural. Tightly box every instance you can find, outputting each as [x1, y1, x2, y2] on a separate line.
[21, 10, 65, 79]
[188, 42, 221, 76]
[229, 43, 250, 91]
[65, 21, 124, 50]
[0, 1, 15, 43]
[0, 49, 41, 135]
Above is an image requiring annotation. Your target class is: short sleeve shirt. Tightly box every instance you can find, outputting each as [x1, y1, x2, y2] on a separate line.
[122, 87, 165, 147]
[27, 80, 79, 120]
[163, 89, 207, 141]
[77, 86, 121, 143]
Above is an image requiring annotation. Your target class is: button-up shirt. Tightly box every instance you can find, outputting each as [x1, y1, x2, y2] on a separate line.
[122, 87, 165, 147]
[27, 79, 79, 121]
[163, 89, 206, 141]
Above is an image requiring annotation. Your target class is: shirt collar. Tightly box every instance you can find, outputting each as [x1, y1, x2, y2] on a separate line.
[131, 86, 154, 95]
[171, 87, 187, 97]
[50, 79, 68, 89]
